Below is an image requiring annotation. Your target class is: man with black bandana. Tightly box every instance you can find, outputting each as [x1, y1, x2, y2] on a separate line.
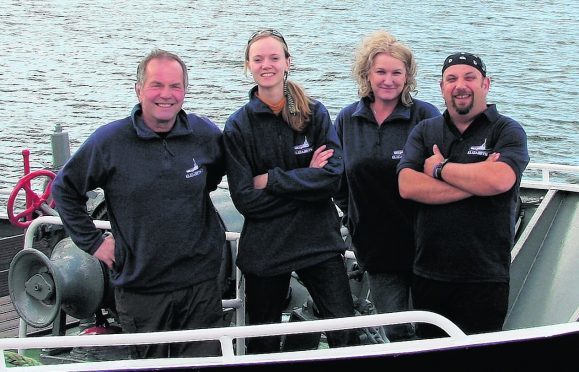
[397, 52, 529, 337]
[52, 49, 225, 358]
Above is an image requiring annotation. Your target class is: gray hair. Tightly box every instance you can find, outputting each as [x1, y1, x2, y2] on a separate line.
[136, 49, 189, 88]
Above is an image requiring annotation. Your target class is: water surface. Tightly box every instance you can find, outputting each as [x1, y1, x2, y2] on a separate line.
[1, 0, 577, 189]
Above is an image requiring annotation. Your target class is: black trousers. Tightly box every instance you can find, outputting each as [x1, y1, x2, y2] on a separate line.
[244, 255, 360, 354]
[115, 278, 224, 359]
[412, 275, 509, 338]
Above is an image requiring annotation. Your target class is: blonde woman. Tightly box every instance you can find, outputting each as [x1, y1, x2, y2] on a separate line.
[334, 30, 440, 341]
[223, 29, 359, 353]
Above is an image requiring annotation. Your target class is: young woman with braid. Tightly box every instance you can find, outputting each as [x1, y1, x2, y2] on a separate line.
[223, 29, 359, 354]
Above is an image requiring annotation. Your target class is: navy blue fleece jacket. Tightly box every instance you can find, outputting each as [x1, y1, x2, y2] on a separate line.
[52, 104, 225, 293]
[223, 89, 345, 276]
[334, 98, 440, 273]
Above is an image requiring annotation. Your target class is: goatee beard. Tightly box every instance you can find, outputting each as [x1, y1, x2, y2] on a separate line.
[452, 98, 473, 115]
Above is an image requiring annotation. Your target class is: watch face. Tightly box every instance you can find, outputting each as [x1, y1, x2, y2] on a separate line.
[433, 163, 441, 179]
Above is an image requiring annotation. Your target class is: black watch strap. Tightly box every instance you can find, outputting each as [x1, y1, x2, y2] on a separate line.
[433, 159, 449, 180]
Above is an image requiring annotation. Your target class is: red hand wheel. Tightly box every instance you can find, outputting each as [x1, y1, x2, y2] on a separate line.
[7, 169, 57, 228]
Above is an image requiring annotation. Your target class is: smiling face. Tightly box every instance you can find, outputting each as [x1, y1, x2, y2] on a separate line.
[135, 57, 186, 132]
[440, 64, 490, 121]
[246, 36, 290, 95]
[369, 53, 407, 104]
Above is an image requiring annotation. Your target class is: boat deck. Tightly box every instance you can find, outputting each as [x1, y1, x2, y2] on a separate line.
[506, 187, 579, 329]
[0, 295, 21, 338]
[0, 295, 78, 339]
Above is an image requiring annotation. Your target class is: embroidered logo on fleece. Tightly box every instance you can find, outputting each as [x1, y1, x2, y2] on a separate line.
[392, 149, 403, 160]
[467, 139, 491, 156]
[294, 137, 313, 155]
[185, 158, 204, 179]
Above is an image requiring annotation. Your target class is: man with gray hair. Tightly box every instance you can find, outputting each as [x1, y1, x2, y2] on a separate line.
[52, 49, 225, 358]
[397, 52, 529, 337]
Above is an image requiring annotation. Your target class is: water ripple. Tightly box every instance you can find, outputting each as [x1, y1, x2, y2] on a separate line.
[0, 0, 577, 191]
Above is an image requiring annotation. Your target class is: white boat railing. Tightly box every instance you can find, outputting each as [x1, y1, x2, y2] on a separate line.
[1, 314, 577, 371]
[0, 311, 468, 369]
[3, 215, 473, 370]
[520, 163, 579, 192]
[2, 162, 577, 209]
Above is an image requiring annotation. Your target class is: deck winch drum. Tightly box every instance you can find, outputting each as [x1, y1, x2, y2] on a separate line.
[8, 238, 106, 328]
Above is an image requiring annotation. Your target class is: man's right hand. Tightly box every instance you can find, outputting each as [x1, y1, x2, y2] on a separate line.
[423, 144, 445, 177]
[94, 234, 116, 269]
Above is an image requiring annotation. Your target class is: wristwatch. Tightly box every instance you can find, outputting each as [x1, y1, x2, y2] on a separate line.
[433, 158, 449, 180]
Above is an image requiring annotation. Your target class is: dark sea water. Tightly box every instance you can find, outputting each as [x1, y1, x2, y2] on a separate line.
[1, 0, 578, 191]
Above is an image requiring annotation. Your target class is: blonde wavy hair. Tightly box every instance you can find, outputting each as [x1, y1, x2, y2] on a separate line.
[352, 30, 417, 106]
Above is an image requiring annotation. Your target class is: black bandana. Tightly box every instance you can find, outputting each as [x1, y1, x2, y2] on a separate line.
[442, 52, 487, 77]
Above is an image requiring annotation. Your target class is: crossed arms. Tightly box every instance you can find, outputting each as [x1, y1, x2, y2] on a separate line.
[398, 144, 516, 205]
